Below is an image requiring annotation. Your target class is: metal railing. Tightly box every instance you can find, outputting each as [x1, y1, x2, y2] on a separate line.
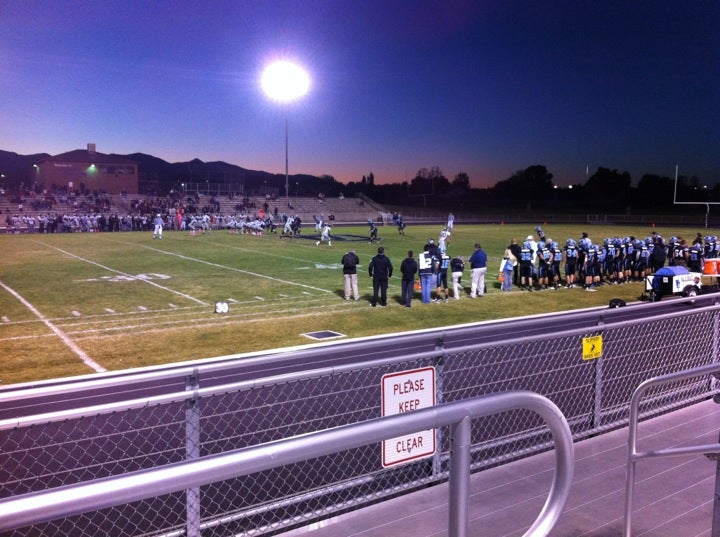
[624, 363, 720, 537]
[1, 298, 719, 536]
[0, 391, 574, 537]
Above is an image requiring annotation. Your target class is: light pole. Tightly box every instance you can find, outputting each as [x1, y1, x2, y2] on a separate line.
[261, 61, 310, 201]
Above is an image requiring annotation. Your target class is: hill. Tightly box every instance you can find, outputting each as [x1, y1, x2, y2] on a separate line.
[0, 149, 336, 197]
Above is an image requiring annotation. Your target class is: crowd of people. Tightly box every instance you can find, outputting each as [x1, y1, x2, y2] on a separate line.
[339, 216, 492, 307]
[341, 219, 720, 307]
[506, 226, 719, 292]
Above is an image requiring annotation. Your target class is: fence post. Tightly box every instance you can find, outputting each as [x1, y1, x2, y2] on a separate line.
[712, 315, 720, 537]
[185, 369, 201, 537]
[448, 415, 472, 537]
[433, 336, 447, 479]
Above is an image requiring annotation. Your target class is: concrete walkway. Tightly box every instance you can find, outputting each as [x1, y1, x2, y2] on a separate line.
[281, 399, 720, 537]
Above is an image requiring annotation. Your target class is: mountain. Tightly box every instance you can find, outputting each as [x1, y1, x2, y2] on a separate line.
[0, 150, 51, 186]
[0, 149, 333, 196]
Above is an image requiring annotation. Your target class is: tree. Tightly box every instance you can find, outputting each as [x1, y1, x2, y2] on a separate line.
[585, 167, 631, 201]
[491, 165, 554, 201]
[635, 174, 673, 209]
[452, 172, 471, 191]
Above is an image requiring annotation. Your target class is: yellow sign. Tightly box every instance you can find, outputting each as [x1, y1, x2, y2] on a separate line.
[582, 335, 603, 361]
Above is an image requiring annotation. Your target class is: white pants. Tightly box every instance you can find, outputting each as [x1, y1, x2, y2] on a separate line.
[343, 273, 359, 300]
[451, 271, 463, 299]
[470, 267, 487, 297]
[153, 224, 163, 238]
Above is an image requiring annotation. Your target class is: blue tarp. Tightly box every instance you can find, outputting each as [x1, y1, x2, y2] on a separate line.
[654, 266, 690, 277]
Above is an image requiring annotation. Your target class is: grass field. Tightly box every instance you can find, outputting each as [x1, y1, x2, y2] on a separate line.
[0, 222, 703, 385]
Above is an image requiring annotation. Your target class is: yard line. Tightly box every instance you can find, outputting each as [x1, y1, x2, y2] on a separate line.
[112, 239, 333, 294]
[33, 241, 209, 305]
[67, 301, 358, 340]
[203, 239, 330, 264]
[0, 279, 106, 373]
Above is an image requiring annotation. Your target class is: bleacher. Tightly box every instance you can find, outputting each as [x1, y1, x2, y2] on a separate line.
[0, 193, 398, 232]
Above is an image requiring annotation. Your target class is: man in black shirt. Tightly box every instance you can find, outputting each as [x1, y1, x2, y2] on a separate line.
[341, 249, 360, 301]
[368, 246, 393, 307]
[399, 250, 418, 307]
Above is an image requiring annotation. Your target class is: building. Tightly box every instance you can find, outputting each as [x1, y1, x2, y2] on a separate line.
[35, 144, 138, 194]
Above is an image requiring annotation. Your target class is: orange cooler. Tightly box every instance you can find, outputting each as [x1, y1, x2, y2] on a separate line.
[703, 259, 718, 275]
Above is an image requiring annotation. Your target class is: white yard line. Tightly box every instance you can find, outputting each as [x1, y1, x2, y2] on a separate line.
[0, 300, 354, 342]
[114, 239, 333, 294]
[34, 242, 209, 305]
[0, 279, 107, 373]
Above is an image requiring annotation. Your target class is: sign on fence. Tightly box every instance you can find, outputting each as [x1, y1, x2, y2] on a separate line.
[582, 335, 603, 360]
[381, 367, 436, 467]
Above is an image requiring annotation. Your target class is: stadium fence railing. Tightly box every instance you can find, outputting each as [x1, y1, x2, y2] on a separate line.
[0, 297, 719, 536]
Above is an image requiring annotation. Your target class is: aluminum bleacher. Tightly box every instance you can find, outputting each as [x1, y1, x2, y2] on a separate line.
[279, 399, 719, 537]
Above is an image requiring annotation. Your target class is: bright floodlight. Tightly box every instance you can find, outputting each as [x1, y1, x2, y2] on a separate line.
[261, 61, 310, 102]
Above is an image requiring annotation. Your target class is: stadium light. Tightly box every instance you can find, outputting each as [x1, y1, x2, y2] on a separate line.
[261, 61, 310, 201]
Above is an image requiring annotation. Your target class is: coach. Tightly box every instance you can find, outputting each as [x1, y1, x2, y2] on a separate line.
[368, 246, 393, 307]
[468, 243, 487, 298]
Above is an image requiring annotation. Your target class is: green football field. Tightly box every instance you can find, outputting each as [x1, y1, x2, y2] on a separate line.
[0, 222, 703, 385]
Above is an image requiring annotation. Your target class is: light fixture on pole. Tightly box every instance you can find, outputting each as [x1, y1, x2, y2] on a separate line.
[261, 61, 310, 201]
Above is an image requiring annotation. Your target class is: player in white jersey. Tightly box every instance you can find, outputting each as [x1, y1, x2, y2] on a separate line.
[201, 214, 211, 233]
[152, 214, 164, 239]
[446, 212, 455, 232]
[317, 223, 332, 246]
[438, 228, 451, 253]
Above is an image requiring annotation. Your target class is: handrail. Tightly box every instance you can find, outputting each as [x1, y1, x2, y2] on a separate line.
[0, 391, 574, 537]
[624, 363, 720, 537]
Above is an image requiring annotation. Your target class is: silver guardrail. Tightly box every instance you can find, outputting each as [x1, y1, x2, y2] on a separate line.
[624, 363, 720, 537]
[0, 391, 574, 537]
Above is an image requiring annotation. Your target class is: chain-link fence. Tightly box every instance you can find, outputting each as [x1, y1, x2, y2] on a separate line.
[1, 302, 718, 536]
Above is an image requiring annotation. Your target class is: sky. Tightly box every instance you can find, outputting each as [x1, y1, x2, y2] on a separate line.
[1, 1, 718, 188]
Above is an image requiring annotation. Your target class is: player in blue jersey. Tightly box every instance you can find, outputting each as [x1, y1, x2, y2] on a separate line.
[368, 219, 379, 243]
[435, 250, 451, 301]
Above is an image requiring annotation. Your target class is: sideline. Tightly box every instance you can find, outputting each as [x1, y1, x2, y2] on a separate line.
[0, 280, 106, 373]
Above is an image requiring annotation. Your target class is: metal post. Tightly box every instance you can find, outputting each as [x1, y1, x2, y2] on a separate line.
[593, 354, 603, 430]
[285, 115, 289, 201]
[185, 370, 201, 537]
[713, 313, 720, 536]
[712, 427, 720, 537]
[448, 415, 472, 537]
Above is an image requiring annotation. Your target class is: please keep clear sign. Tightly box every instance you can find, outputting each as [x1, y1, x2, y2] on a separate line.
[381, 367, 436, 467]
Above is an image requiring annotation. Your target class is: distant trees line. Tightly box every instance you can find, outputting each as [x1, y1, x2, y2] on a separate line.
[336, 165, 720, 213]
[152, 163, 720, 213]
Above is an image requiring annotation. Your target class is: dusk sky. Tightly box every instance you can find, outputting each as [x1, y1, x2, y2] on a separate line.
[1, 1, 718, 188]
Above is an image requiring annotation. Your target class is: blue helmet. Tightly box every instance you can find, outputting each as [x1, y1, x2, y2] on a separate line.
[535, 226, 543, 233]
[523, 240, 533, 249]
[566, 238, 576, 247]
